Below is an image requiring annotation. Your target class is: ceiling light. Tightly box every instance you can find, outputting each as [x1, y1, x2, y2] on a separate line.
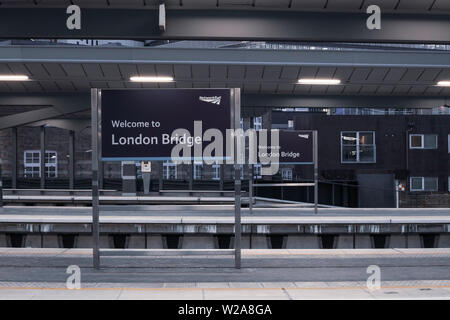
[0, 75, 29, 81]
[130, 76, 173, 82]
[437, 80, 450, 87]
[298, 78, 341, 85]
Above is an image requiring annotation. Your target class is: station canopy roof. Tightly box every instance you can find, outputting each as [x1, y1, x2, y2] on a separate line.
[0, 43, 449, 97]
[1, 0, 450, 14]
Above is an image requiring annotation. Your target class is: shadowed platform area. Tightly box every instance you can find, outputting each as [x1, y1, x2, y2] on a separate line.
[0, 248, 449, 299]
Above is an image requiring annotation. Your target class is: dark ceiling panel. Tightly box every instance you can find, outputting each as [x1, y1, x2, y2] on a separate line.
[383, 68, 407, 82]
[276, 83, 294, 94]
[316, 67, 337, 79]
[349, 68, 372, 82]
[262, 66, 282, 80]
[137, 64, 157, 76]
[397, 0, 435, 11]
[326, 0, 364, 11]
[418, 69, 442, 82]
[43, 63, 67, 77]
[260, 82, 278, 92]
[432, 0, 450, 11]
[174, 64, 192, 78]
[155, 65, 174, 77]
[191, 65, 209, 79]
[255, 0, 291, 8]
[25, 63, 50, 79]
[39, 81, 60, 92]
[392, 85, 411, 94]
[118, 64, 139, 79]
[365, 68, 389, 83]
[243, 82, 260, 93]
[290, 0, 327, 10]
[99, 64, 121, 78]
[245, 66, 264, 80]
[7, 63, 31, 76]
[210, 65, 227, 80]
[400, 68, 425, 82]
[228, 66, 245, 79]
[297, 66, 318, 79]
[360, 0, 398, 11]
[376, 85, 395, 94]
[82, 64, 104, 78]
[280, 66, 300, 80]
[61, 63, 87, 77]
[324, 85, 345, 95]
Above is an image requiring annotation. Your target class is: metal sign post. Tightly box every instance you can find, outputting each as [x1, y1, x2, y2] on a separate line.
[91, 88, 239, 269]
[91, 89, 100, 270]
[313, 130, 318, 214]
[248, 117, 254, 215]
[232, 88, 242, 269]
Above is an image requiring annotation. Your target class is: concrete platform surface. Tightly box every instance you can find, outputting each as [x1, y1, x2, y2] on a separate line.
[0, 280, 449, 300]
[0, 248, 449, 299]
[1, 205, 450, 224]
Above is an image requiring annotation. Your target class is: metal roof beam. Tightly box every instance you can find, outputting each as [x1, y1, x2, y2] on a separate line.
[242, 94, 449, 109]
[0, 93, 90, 130]
[0, 93, 446, 125]
[1, 46, 450, 69]
[0, 8, 450, 43]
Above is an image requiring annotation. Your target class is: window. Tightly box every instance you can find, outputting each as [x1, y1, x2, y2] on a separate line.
[163, 161, 177, 179]
[341, 132, 376, 163]
[212, 163, 220, 180]
[24, 150, 57, 178]
[193, 162, 203, 180]
[410, 177, 438, 192]
[253, 116, 262, 131]
[409, 134, 438, 149]
[281, 168, 293, 181]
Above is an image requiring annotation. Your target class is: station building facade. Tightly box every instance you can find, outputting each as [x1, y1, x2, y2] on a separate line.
[0, 106, 448, 208]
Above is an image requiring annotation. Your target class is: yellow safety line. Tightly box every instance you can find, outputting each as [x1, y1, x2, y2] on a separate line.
[0, 285, 449, 291]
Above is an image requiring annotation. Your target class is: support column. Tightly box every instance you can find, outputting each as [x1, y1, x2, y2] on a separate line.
[249, 117, 254, 214]
[233, 88, 241, 269]
[91, 89, 100, 270]
[11, 127, 17, 189]
[343, 186, 349, 207]
[159, 161, 163, 193]
[189, 162, 194, 190]
[68, 130, 75, 190]
[40, 126, 45, 189]
[219, 164, 224, 191]
[331, 183, 335, 206]
[99, 161, 104, 190]
[313, 130, 318, 214]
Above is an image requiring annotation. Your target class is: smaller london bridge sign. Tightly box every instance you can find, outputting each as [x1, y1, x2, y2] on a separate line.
[256, 130, 314, 164]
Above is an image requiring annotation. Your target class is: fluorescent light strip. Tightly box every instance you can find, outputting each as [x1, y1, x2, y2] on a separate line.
[437, 81, 450, 87]
[298, 78, 341, 85]
[130, 76, 173, 82]
[0, 75, 29, 81]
